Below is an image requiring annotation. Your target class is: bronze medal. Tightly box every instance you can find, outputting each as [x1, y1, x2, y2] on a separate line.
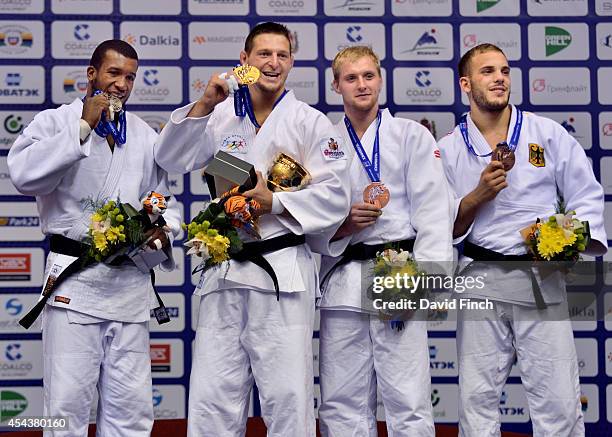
[492, 142, 515, 171]
[363, 182, 390, 208]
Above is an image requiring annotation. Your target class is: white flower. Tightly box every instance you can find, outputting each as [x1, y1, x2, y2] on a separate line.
[381, 249, 410, 267]
[185, 237, 210, 259]
[93, 217, 111, 233]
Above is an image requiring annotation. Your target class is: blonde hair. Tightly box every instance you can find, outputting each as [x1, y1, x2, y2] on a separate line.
[332, 46, 381, 81]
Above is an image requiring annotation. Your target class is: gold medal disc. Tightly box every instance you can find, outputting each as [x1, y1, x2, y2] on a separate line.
[363, 182, 390, 208]
[233, 64, 260, 85]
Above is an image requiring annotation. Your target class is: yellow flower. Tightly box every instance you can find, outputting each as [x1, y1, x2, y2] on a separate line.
[105, 226, 124, 243]
[206, 234, 230, 264]
[93, 232, 108, 253]
[537, 221, 577, 260]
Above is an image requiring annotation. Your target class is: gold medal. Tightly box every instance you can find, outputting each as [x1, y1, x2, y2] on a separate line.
[232, 64, 260, 85]
[363, 182, 390, 208]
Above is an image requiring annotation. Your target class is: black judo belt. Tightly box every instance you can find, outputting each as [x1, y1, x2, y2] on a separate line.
[321, 238, 416, 289]
[227, 233, 306, 301]
[463, 241, 547, 310]
[19, 234, 170, 329]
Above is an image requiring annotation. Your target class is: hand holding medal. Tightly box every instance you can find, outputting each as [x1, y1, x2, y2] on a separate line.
[491, 141, 515, 171]
[363, 182, 390, 209]
[81, 81, 126, 145]
[219, 64, 260, 95]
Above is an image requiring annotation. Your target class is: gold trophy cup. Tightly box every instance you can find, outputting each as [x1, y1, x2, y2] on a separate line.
[267, 153, 311, 192]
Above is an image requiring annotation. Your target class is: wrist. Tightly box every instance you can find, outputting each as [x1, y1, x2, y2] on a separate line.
[189, 99, 213, 118]
[79, 119, 92, 143]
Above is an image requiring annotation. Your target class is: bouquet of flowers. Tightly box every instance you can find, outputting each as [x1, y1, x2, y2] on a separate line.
[85, 192, 169, 266]
[521, 198, 590, 262]
[370, 248, 428, 330]
[19, 192, 170, 329]
[184, 187, 260, 270]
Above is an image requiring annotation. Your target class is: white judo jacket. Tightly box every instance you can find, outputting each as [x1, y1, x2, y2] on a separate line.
[438, 105, 607, 305]
[320, 109, 454, 311]
[155, 90, 351, 295]
[8, 98, 182, 322]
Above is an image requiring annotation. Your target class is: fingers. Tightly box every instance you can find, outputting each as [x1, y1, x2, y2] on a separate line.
[209, 74, 230, 98]
[353, 202, 381, 212]
[486, 160, 505, 171]
[488, 168, 506, 180]
[351, 202, 382, 218]
[242, 171, 266, 198]
[86, 80, 94, 97]
[145, 228, 169, 250]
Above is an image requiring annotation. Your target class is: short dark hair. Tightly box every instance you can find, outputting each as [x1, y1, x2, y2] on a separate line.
[89, 39, 138, 70]
[244, 22, 291, 54]
[458, 43, 506, 77]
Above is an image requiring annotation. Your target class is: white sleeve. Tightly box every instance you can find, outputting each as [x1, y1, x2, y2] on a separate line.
[154, 101, 217, 174]
[159, 180, 182, 272]
[407, 126, 454, 268]
[7, 110, 91, 196]
[554, 126, 607, 255]
[274, 111, 352, 238]
[438, 135, 473, 244]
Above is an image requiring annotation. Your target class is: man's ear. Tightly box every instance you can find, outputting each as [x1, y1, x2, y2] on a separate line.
[332, 79, 340, 94]
[459, 76, 471, 94]
[86, 66, 97, 84]
[239, 50, 247, 65]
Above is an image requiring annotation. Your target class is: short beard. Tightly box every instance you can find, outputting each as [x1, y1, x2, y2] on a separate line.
[470, 85, 510, 113]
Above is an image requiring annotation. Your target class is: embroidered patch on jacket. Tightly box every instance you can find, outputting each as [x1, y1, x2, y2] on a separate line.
[321, 137, 346, 161]
[54, 296, 71, 304]
[221, 134, 248, 154]
[529, 143, 545, 167]
[434, 149, 441, 159]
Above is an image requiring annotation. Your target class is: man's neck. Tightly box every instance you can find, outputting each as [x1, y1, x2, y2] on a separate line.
[345, 105, 380, 139]
[470, 104, 512, 137]
[248, 85, 285, 115]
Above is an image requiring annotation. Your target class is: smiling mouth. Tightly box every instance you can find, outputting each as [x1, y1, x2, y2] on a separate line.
[262, 71, 280, 78]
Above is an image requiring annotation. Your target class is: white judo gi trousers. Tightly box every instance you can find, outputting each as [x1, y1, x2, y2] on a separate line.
[42, 306, 153, 437]
[318, 310, 434, 437]
[188, 286, 316, 437]
[457, 299, 584, 437]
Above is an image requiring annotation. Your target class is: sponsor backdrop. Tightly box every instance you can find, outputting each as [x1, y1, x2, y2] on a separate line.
[0, 0, 611, 434]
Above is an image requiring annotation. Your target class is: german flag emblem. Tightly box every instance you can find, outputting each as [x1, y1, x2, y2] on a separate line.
[529, 143, 545, 167]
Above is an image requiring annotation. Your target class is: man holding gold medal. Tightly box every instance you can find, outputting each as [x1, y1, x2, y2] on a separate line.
[155, 22, 350, 436]
[317, 46, 454, 436]
[8, 40, 181, 436]
[438, 44, 607, 436]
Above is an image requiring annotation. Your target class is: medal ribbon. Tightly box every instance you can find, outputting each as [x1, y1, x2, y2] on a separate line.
[84, 90, 127, 145]
[344, 110, 382, 183]
[234, 85, 288, 129]
[459, 108, 523, 157]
